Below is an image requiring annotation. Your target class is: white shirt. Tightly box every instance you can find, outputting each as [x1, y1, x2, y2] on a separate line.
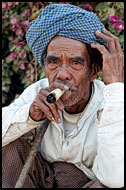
[63, 109, 82, 137]
[2, 78, 124, 188]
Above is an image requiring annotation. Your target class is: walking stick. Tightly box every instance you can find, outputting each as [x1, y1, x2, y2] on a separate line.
[15, 119, 50, 188]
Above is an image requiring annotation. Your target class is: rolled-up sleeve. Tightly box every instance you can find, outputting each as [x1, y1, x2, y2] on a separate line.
[2, 78, 49, 147]
[92, 82, 124, 188]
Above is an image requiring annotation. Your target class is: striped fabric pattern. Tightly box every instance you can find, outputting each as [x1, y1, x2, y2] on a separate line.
[26, 4, 106, 66]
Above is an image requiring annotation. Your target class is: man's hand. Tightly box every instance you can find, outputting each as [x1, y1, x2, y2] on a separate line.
[29, 82, 69, 122]
[91, 28, 124, 84]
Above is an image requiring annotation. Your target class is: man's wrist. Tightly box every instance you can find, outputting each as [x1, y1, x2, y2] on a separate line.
[28, 115, 46, 125]
[103, 76, 123, 85]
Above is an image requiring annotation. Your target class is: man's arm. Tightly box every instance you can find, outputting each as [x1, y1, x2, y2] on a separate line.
[2, 77, 67, 147]
[2, 79, 49, 147]
[91, 29, 124, 187]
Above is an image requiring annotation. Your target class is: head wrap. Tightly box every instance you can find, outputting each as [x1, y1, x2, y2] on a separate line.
[26, 4, 106, 66]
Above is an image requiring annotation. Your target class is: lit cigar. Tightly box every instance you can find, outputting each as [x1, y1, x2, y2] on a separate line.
[46, 88, 65, 103]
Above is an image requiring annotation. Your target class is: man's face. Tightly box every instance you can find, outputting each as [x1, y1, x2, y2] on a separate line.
[45, 36, 92, 107]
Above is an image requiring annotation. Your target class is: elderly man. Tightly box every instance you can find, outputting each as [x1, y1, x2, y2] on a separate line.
[2, 4, 124, 188]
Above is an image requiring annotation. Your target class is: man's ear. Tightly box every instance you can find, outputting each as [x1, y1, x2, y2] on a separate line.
[89, 63, 101, 82]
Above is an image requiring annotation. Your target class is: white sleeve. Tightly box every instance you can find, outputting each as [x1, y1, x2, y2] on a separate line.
[2, 79, 48, 147]
[92, 82, 124, 188]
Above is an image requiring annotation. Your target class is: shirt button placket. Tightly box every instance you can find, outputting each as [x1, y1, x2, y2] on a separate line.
[67, 141, 69, 146]
[63, 140, 69, 160]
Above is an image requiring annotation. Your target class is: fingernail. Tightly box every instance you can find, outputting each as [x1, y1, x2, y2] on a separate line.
[62, 105, 65, 110]
[58, 118, 61, 123]
[96, 30, 101, 33]
[91, 43, 96, 47]
[52, 117, 54, 121]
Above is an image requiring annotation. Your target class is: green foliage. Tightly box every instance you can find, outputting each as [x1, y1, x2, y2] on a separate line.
[2, 2, 124, 106]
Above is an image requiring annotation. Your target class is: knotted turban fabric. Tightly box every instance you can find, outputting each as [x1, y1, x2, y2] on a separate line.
[26, 4, 106, 66]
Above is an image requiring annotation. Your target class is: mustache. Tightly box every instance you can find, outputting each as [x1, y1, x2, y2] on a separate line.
[56, 80, 77, 91]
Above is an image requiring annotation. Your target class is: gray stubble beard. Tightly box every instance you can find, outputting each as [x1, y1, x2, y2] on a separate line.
[62, 93, 81, 107]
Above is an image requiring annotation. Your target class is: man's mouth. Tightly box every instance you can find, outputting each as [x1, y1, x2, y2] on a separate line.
[61, 89, 73, 98]
[64, 84, 77, 91]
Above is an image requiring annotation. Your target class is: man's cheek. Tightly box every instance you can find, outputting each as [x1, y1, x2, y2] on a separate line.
[46, 73, 54, 83]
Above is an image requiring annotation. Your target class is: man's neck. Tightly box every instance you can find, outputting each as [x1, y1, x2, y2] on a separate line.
[65, 83, 92, 114]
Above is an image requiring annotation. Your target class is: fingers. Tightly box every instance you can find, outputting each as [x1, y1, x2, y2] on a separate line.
[31, 81, 69, 123]
[91, 28, 123, 84]
[95, 29, 122, 53]
[45, 87, 65, 110]
[34, 96, 55, 122]
[95, 30, 116, 52]
[102, 29, 124, 74]
[92, 28, 123, 57]
[55, 99, 65, 111]
[29, 102, 46, 121]
[39, 89, 62, 123]
[101, 28, 122, 53]
[91, 43, 109, 57]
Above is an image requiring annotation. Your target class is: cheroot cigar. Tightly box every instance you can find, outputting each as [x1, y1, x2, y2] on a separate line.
[46, 88, 65, 103]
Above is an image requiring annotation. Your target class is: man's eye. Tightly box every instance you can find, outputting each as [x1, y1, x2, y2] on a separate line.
[70, 61, 83, 70]
[74, 62, 80, 65]
[48, 60, 57, 64]
[52, 60, 57, 64]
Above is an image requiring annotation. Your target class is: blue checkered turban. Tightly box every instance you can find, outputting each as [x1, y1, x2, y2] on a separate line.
[26, 4, 105, 66]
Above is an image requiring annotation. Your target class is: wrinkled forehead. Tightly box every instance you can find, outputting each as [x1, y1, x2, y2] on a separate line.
[48, 35, 87, 48]
[47, 35, 89, 58]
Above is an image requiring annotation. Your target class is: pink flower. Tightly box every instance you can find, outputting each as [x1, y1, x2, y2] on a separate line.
[109, 15, 124, 33]
[7, 2, 20, 6]
[19, 41, 26, 48]
[10, 17, 19, 25]
[15, 2, 20, 6]
[87, 3, 93, 11]
[7, 2, 14, 7]
[18, 61, 25, 70]
[18, 50, 27, 58]
[12, 25, 20, 33]
[25, 9, 30, 17]
[2, 2, 9, 11]
[2, 2, 6, 9]
[22, 20, 30, 32]
[78, 3, 93, 12]
[16, 27, 25, 38]
[13, 39, 19, 45]
[109, 15, 119, 22]
[10, 52, 16, 59]
[112, 21, 124, 33]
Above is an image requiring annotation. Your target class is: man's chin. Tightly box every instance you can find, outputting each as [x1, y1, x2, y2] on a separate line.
[61, 91, 80, 106]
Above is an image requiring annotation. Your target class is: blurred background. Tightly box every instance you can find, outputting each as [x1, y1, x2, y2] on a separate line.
[2, 2, 124, 107]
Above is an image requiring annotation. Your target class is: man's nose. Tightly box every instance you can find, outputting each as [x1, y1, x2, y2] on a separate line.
[57, 68, 72, 81]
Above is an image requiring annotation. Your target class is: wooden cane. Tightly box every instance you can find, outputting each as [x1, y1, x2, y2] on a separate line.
[14, 119, 50, 188]
[15, 88, 65, 188]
